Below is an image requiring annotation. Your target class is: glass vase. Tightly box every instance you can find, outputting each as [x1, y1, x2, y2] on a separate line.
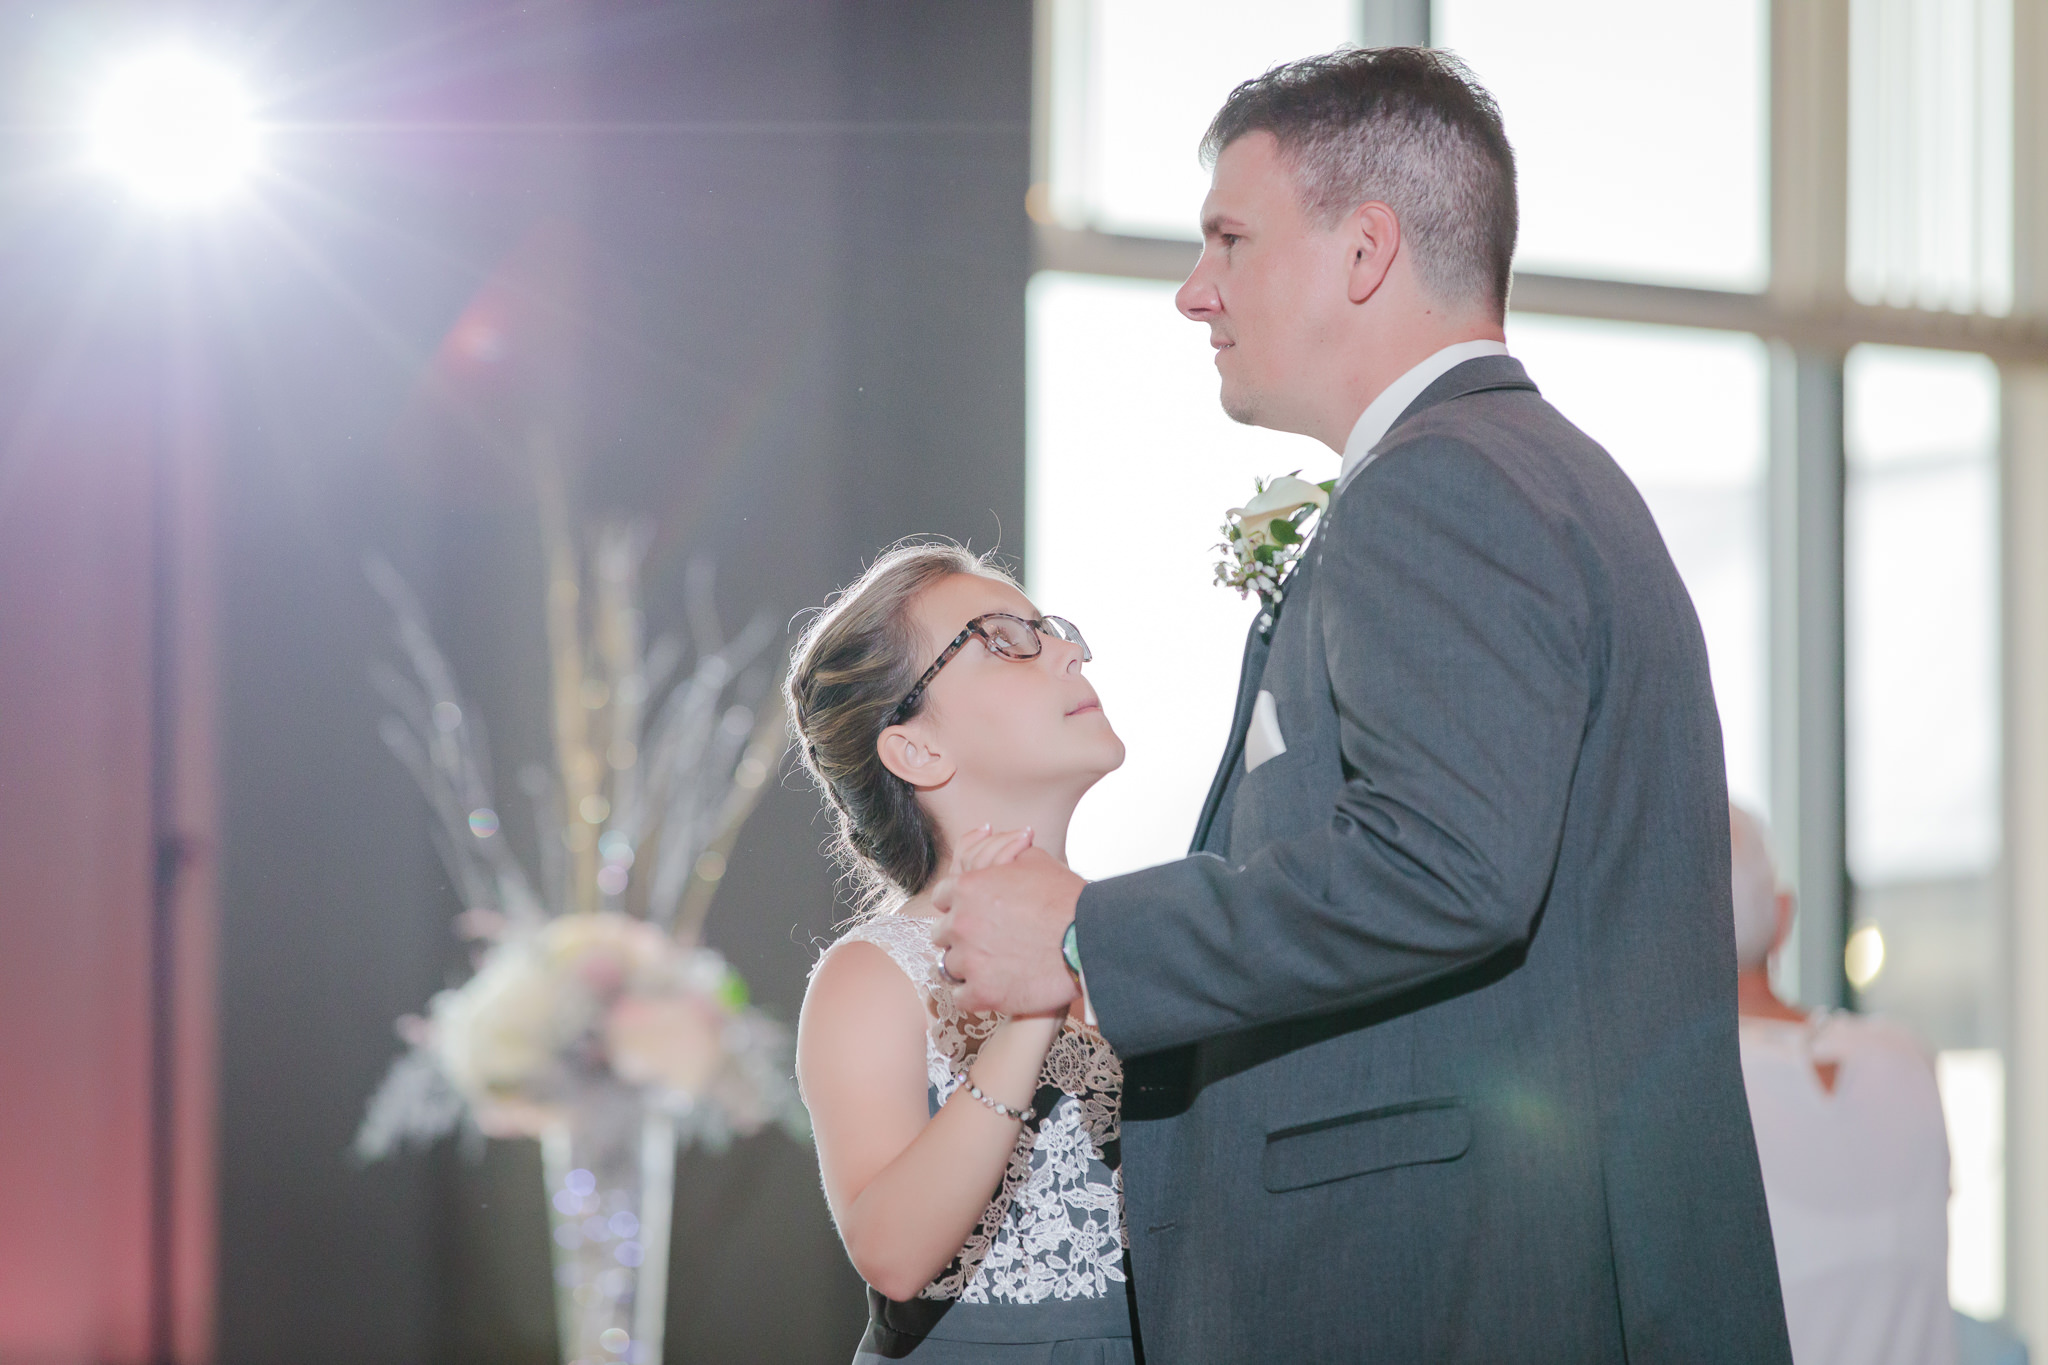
[542, 1088, 677, 1365]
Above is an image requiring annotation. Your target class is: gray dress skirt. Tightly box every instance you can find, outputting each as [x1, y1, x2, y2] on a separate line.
[856, 1282, 1137, 1364]
[823, 915, 1136, 1365]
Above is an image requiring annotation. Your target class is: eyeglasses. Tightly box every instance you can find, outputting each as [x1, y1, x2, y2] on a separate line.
[888, 612, 1091, 725]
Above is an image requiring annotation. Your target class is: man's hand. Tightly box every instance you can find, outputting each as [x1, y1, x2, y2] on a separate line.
[930, 844, 1085, 1015]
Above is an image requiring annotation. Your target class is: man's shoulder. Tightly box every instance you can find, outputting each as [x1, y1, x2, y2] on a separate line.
[1339, 381, 1657, 569]
[1377, 379, 1601, 480]
[1326, 409, 1573, 554]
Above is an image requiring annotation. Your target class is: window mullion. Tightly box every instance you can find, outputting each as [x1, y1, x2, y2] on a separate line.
[2000, 0, 2048, 1339]
[1771, 0, 1853, 309]
[1767, 343, 1849, 1011]
[1766, 0, 1852, 1011]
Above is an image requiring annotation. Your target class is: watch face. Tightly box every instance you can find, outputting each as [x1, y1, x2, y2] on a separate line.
[1062, 922, 1082, 974]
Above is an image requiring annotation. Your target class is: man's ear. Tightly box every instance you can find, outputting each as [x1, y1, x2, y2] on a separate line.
[1345, 201, 1401, 305]
[877, 723, 955, 790]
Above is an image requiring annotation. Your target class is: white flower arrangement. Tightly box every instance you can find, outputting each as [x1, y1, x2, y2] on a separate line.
[1214, 473, 1336, 628]
[364, 911, 793, 1152]
[352, 520, 807, 1164]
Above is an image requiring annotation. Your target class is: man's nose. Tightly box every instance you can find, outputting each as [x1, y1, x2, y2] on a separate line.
[1176, 256, 1220, 320]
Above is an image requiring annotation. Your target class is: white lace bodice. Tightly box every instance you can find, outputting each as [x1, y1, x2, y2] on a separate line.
[821, 913, 1126, 1305]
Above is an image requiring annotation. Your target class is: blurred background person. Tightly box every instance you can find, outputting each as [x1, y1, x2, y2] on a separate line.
[1734, 804, 1958, 1365]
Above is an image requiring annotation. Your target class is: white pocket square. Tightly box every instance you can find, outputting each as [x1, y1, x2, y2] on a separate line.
[1245, 690, 1287, 773]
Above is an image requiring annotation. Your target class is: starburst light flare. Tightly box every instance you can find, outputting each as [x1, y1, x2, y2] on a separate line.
[87, 48, 261, 210]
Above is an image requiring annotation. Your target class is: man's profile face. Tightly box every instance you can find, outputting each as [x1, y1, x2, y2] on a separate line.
[1176, 131, 1351, 435]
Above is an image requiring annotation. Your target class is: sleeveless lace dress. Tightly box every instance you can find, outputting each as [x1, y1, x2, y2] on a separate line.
[819, 913, 1136, 1364]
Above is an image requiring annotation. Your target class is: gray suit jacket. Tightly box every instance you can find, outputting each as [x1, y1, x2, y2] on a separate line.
[1078, 357, 1791, 1363]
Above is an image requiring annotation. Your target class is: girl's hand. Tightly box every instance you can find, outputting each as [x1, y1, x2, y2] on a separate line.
[947, 827, 1065, 1026]
[950, 824, 1034, 876]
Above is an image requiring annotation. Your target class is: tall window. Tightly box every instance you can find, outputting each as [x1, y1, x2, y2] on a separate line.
[1041, 0, 1362, 240]
[1845, 343, 2004, 1315]
[1031, 0, 1363, 877]
[1434, 0, 1769, 291]
[1847, 0, 2013, 314]
[1028, 273, 1272, 877]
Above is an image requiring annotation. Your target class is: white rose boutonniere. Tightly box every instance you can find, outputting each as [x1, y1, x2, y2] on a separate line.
[1215, 473, 1336, 629]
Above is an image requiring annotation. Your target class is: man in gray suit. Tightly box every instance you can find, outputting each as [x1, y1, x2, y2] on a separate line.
[933, 48, 1790, 1362]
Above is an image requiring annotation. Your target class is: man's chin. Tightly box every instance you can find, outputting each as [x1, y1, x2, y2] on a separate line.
[1220, 385, 1262, 427]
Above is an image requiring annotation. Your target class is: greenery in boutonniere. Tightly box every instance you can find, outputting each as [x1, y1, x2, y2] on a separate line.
[1214, 473, 1337, 628]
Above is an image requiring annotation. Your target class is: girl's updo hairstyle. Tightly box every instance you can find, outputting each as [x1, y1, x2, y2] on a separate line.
[787, 541, 1018, 912]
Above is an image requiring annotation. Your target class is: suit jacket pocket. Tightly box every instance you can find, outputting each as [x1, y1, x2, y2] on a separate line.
[1261, 1097, 1470, 1193]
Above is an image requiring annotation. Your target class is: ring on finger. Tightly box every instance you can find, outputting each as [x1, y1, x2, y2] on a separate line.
[940, 949, 966, 986]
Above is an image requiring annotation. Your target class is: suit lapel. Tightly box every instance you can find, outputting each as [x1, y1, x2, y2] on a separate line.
[1188, 547, 1319, 854]
[1190, 617, 1270, 854]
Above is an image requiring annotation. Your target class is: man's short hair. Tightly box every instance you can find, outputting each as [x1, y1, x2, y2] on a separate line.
[1202, 47, 1518, 319]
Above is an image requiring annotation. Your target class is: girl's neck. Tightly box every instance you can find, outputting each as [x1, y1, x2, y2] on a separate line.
[895, 796, 1078, 922]
[929, 783, 1084, 868]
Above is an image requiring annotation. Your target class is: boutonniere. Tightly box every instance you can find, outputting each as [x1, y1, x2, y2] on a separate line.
[1214, 473, 1336, 629]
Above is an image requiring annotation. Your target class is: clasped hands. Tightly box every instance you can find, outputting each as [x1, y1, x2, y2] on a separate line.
[929, 826, 1087, 1016]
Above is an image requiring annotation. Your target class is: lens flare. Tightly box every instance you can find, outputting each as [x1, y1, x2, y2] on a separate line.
[88, 49, 260, 209]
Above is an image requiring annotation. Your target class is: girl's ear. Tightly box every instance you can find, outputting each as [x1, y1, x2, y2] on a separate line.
[877, 723, 955, 789]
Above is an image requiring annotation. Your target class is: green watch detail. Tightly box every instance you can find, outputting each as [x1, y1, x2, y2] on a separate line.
[1061, 920, 1083, 979]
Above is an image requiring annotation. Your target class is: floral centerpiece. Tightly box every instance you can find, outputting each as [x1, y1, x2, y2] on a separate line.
[353, 491, 805, 1365]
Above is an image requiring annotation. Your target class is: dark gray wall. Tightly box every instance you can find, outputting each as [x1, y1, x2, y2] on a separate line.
[202, 2, 1030, 1361]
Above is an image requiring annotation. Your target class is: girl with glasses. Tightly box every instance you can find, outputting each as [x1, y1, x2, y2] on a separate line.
[788, 541, 1133, 1364]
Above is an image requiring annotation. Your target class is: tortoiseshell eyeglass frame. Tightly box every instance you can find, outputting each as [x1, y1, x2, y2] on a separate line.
[885, 612, 1091, 726]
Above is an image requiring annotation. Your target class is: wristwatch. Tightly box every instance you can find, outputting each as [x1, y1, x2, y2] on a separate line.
[1062, 920, 1097, 1026]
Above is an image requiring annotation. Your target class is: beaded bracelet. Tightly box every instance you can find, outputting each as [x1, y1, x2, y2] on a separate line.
[953, 1071, 1035, 1124]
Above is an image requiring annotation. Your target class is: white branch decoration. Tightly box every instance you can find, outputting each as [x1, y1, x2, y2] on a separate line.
[353, 521, 804, 1163]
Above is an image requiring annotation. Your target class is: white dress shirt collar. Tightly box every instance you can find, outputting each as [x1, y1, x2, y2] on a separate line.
[1337, 339, 1511, 488]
